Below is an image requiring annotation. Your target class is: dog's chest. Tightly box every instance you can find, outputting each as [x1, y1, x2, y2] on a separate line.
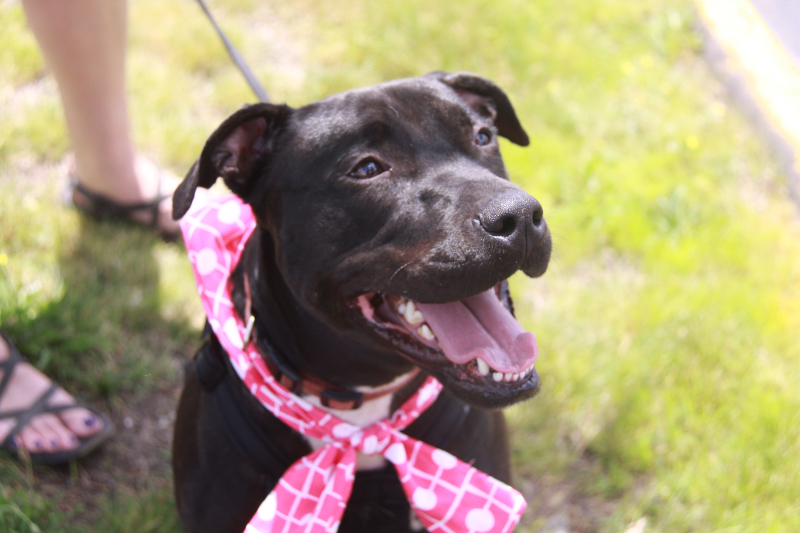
[304, 394, 393, 470]
[303, 371, 418, 471]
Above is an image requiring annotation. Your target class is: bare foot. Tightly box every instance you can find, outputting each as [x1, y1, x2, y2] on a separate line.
[0, 335, 105, 457]
[70, 155, 209, 237]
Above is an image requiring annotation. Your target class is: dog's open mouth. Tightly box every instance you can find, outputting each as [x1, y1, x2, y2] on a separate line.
[352, 283, 540, 407]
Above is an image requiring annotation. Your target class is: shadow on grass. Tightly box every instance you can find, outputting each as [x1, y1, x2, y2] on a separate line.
[1, 204, 199, 532]
[6, 214, 197, 396]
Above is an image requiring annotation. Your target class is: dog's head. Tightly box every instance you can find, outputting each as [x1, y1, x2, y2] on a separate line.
[174, 72, 551, 409]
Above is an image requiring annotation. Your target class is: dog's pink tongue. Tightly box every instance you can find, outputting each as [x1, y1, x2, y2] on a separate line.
[416, 289, 537, 373]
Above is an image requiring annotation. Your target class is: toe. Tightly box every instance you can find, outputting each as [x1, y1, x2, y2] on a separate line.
[49, 388, 103, 439]
[59, 408, 102, 439]
[21, 416, 60, 453]
[41, 412, 80, 451]
[18, 428, 45, 454]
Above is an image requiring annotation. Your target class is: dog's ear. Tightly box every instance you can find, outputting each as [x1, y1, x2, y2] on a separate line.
[173, 103, 292, 219]
[428, 71, 529, 147]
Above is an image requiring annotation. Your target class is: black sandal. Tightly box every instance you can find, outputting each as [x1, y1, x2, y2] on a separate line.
[66, 171, 180, 240]
[0, 332, 113, 465]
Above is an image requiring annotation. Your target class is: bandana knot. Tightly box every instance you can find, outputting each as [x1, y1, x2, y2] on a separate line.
[181, 196, 526, 533]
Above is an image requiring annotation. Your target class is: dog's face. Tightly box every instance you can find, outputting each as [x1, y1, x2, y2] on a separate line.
[174, 72, 551, 409]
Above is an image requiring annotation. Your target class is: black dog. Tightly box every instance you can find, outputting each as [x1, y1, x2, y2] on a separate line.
[171, 71, 551, 533]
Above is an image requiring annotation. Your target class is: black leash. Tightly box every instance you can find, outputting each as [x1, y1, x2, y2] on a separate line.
[194, 0, 270, 103]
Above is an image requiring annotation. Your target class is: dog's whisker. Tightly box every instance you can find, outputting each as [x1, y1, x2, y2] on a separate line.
[389, 260, 414, 282]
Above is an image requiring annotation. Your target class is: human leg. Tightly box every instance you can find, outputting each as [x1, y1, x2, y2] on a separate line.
[21, 0, 182, 235]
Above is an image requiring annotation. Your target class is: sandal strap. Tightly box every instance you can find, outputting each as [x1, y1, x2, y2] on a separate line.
[0, 360, 19, 406]
[0, 332, 99, 450]
[0, 332, 27, 405]
[69, 173, 169, 228]
[0, 383, 59, 449]
[0, 387, 86, 421]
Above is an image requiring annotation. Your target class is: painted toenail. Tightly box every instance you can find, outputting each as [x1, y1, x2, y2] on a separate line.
[34, 440, 43, 449]
[84, 416, 97, 427]
[51, 439, 60, 447]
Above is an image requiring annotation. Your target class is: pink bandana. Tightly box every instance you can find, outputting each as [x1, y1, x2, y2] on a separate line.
[180, 196, 527, 533]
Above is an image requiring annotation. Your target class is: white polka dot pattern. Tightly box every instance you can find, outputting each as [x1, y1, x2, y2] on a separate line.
[413, 488, 438, 511]
[180, 196, 527, 533]
[466, 508, 495, 532]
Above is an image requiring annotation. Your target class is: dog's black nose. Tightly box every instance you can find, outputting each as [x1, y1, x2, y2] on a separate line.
[478, 189, 550, 276]
[478, 189, 544, 239]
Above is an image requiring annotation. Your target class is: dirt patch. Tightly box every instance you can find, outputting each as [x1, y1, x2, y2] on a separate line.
[22, 376, 183, 524]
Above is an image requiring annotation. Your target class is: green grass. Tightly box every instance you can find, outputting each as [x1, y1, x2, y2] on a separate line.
[2, 0, 800, 531]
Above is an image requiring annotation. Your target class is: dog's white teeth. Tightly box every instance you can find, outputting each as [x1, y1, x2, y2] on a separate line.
[418, 324, 435, 341]
[401, 300, 425, 325]
[486, 365, 535, 383]
[476, 357, 491, 376]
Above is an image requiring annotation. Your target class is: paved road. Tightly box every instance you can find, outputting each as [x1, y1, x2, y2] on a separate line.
[697, 0, 800, 211]
[750, 0, 800, 70]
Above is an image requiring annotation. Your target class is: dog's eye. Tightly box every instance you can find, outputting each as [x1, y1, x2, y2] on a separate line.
[475, 128, 492, 146]
[349, 158, 387, 179]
